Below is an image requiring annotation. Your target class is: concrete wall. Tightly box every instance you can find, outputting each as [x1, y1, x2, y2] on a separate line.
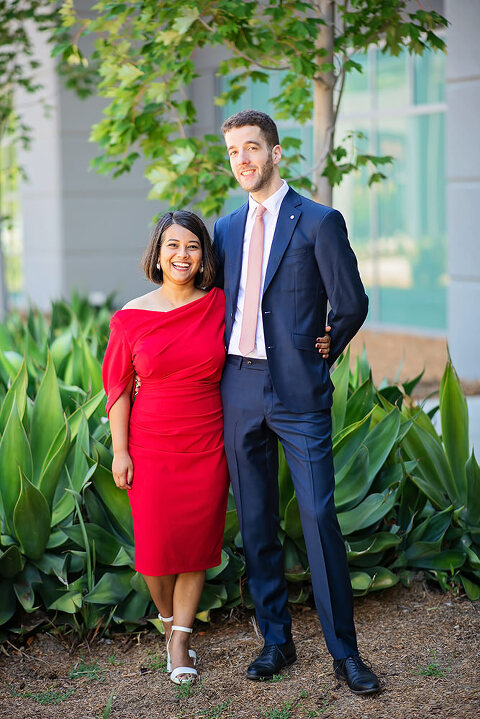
[446, 0, 480, 379]
[17, 14, 229, 311]
[18, 7, 155, 310]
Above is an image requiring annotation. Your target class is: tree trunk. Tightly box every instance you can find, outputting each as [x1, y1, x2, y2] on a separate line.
[313, 0, 335, 207]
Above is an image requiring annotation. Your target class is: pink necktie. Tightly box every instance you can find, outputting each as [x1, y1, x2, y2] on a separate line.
[239, 205, 267, 356]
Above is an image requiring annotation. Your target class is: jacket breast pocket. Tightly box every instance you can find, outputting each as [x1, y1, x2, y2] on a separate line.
[282, 247, 308, 262]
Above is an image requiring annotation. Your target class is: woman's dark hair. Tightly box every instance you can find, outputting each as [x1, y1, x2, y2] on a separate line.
[143, 210, 216, 289]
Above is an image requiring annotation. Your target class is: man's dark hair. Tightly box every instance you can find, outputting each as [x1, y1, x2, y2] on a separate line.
[143, 210, 216, 289]
[221, 110, 280, 150]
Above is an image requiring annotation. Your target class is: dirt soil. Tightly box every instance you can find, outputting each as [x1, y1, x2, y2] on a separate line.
[0, 582, 479, 719]
[350, 329, 480, 398]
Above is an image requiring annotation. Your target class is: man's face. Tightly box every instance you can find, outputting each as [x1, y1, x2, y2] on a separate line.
[224, 125, 281, 194]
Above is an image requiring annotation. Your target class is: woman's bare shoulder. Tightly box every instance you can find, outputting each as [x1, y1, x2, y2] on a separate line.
[121, 289, 160, 310]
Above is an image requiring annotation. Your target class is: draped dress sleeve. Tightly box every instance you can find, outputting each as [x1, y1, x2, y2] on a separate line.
[102, 313, 134, 418]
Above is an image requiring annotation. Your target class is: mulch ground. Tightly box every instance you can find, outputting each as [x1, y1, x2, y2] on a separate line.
[0, 582, 478, 719]
[350, 329, 480, 397]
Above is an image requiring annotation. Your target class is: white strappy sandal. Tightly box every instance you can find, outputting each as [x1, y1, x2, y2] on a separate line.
[158, 614, 197, 673]
[166, 625, 198, 684]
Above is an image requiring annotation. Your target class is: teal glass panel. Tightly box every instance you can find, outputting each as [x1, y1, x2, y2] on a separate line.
[342, 52, 370, 115]
[373, 113, 446, 330]
[376, 48, 408, 110]
[414, 49, 445, 104]
[333, 121, 372, 287]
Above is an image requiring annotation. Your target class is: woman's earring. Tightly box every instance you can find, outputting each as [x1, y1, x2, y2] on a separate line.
[200, 263, 204, 273]
[156, 262, 160, 269]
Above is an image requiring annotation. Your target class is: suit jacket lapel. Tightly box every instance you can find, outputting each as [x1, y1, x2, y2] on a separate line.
[263, 188, 302, 295]
[227, 202, 248, 312]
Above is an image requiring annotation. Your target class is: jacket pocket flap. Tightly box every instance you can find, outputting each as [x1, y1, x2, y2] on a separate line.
[292, 333, 317, 352]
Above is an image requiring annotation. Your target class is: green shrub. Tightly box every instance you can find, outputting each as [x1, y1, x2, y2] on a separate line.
[0, 297, 478, 638]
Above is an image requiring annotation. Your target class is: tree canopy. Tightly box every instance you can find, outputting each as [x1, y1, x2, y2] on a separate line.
[53, 1, 447, 214]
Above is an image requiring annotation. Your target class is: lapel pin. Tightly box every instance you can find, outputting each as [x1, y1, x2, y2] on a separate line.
[290, 215, 294, 219]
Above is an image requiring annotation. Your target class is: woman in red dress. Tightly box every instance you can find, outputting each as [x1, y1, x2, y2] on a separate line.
[102, 211, 229, 684]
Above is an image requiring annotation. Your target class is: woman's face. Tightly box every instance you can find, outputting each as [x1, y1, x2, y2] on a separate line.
[159, 223, 203, 288]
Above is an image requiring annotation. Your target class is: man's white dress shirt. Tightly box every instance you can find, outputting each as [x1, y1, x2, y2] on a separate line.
[228, 180, 289, 359]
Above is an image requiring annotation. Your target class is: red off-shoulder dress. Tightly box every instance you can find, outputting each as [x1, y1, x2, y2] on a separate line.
[102, 287, 229, 576]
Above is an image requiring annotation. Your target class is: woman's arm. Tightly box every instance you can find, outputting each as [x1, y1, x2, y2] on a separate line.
[109, 381, 134, 490]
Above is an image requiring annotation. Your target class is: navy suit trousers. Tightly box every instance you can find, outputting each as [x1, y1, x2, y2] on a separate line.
[221, 355, 358, 660]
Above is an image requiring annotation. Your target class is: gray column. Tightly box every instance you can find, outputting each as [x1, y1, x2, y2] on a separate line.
[446, 0, 480, 380]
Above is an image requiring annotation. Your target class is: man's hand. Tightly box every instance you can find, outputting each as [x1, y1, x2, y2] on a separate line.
[112, 451, 134, 490]
[315, 325, 331, 359]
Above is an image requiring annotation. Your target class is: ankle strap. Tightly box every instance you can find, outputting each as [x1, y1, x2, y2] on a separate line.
[158, 614, 173, 622]
[171, 625, 193, 633]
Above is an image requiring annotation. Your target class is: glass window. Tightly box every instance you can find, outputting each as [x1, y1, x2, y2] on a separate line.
[219, 42, 446, 331]
[376, 48, 408, 110]
[341, 52, 370, 116]
[414, 49, 445, 104]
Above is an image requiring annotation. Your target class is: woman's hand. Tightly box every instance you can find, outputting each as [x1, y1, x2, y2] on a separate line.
[112, 451, 134, 490]
[315, 325, 331, 359]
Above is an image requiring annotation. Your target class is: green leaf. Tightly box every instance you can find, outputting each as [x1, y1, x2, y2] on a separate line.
[402, 421, 457, 505]
[460, 575, 480, 601]
[350, 570, 372, 593]
[32, 552, 68, 584]
[171, 145, 195, 173]
[334, 446, 369, 511]
[114, 591, 149, 623]
[0, 359, 28, 433]
[173, 7, 199, 34]
[0, 398, 33, 534]
[79, 335, 104, 394]
[0, 580, 16, 625]
[439, 359, 469, 504]
[68, 390, 106, 440]
[49, 591, 83, 613]
[278, 444, 294, 517]
[223, 509, 240, 546]
[284, 537, 310, 582]
[364, 409, 401, 482]
[130, 572, 151, 600]
[0, 545, 23, 578]
[38, 419, 71, 508]
[344, 375, 374, 428]
[406, 547, 465, 570]
[13, 470, 51, 561]
[85, 570, 134, 605]
[465, 451, 480, 527]
[93, 463, 134, 543]
[331, 348, 350, 437]
[62, 523, 122, 565]
[368, 566, 398, 591]
[13, 564, 41, 612]
[337, 487, 398, 536]
[282, 495, 303, 540]
[346, 532, 401, 560]
[30, 352, 64, 483]
[198, 582, 228, 612]
[206, 549, 229, 580]
[117, 63, 143, 86]
[49, 330, 73, 372]
[333, 411, 372, 476]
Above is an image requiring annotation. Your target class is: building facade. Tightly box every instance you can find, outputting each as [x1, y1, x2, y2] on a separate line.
[7, 0, 480, 379]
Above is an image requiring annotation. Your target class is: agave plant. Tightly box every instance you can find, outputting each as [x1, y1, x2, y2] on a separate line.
[0, 355, 104, 630]
[1, 295, 478, 638]
[395, 359, 480, 599]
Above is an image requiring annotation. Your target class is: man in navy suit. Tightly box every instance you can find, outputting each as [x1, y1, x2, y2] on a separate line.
[214, 110, 380, 695]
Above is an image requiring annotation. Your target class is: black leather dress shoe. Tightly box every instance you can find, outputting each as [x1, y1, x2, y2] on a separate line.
[333, 655, 381, 695]
[246, 640, 297, 680]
